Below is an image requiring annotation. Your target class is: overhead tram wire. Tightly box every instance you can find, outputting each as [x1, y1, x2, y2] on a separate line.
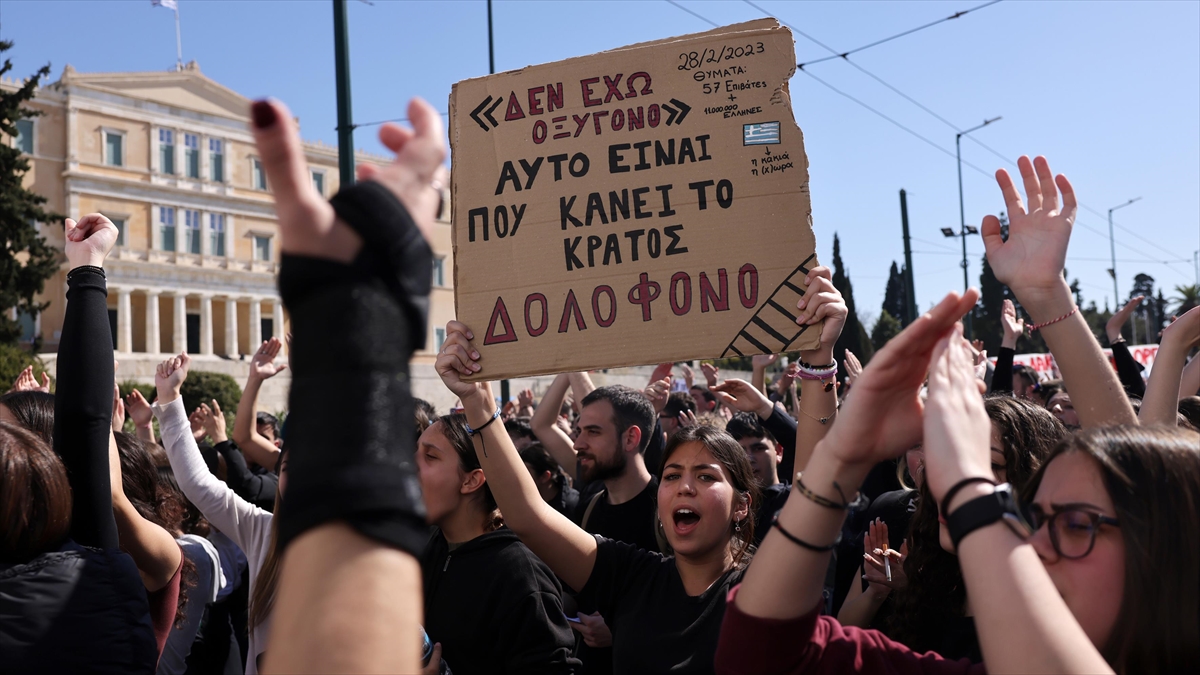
[732, 1, 1192, 280]
[349, 111, 450, 130]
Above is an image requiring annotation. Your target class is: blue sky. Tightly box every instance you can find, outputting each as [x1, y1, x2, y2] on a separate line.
[4, 0, 1198, 325]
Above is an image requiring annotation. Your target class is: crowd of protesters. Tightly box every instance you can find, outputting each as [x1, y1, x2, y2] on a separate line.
[1, 93, 1197, 675]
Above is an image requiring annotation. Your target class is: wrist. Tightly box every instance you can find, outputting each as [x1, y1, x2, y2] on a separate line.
[799, 346, 833, 365]
[1012, 281, 1073, 323]
[942, 477, 995, 515]
[801, 440, 873, 492]
[157, 388, 180, 405]
[865, 584, 891, 600]
[1001, 335, 1018, 349]
[136, 421, 153, 430]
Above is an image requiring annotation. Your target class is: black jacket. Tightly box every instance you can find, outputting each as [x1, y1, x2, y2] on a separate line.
[422, 528, 579, 675]
[214, 440, 278, 513]
[0, 541, 158, 674]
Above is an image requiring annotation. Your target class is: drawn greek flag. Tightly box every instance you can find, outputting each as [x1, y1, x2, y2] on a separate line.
[743, 122, 780, 146]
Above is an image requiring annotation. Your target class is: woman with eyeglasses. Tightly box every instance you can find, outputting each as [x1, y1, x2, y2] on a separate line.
[714, 156, 1200, 674]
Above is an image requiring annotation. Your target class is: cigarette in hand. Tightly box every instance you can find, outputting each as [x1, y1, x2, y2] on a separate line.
[884, 549, 892, 582]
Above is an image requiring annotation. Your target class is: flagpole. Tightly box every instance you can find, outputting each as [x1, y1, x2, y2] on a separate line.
[174, 6, 183, 70]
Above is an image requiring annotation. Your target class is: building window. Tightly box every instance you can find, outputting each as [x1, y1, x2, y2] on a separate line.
[254, 235, 271, 261]
[15, 119, 33, 154]
[184, 209, 201, 254]
[209, 213, 226, 256]
[105, 131, 124, 167]
[110, 217, 126, 247]
[434, 327, 447, 353]
[184, 133, 200, 178]
[160, 207, 177, 252]
[261, 316, 274, 342]
[432, 256, 445, 287]
[209, 138, 224, 182]
[17, 310, 37, 342]
[311, 170, 325, 196]
[159, 129, 176, 174]
[252, 159, 267, 190]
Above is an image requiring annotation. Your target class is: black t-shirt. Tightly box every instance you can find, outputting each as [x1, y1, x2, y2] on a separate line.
[753, 483, 790, 546]
[577, 536, 743, 675]
[573, 478, 660, 554]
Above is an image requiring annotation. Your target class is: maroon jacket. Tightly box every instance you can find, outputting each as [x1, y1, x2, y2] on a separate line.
[715, 585, 987, 675]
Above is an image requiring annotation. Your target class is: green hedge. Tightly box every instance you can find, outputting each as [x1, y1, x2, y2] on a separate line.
[0, 342, 52, 392]
[181, 370, 242, 418]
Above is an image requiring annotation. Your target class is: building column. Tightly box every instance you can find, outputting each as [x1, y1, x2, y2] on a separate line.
[225, 297, 239, 357]
[173, 293, 187, 354]
[145, 290, 161, 354]
[248, 297, 262, 350]
[117, 287, 132, 353]
[200, 294, 214, 355]
[272, 300, 285, 351]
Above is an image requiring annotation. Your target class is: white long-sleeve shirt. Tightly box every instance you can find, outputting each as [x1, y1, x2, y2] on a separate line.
[154, 397, 273, 675]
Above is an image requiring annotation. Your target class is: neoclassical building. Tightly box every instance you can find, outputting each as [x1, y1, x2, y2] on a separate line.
[5, 63, 455, 408]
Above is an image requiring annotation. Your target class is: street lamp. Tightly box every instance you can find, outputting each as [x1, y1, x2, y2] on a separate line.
[1107, 197, 1142, 306]
[956, 117, 1001, 340]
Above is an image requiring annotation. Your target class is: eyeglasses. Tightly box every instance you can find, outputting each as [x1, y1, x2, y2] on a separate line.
[1026, 504, 1119, 560]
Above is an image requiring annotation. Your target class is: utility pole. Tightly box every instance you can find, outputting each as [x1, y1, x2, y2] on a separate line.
[333, 0, 355, 188]
[899, 189, 917, 326]
[489, 0, 511, 407]
[1107, 197, 1141, 308]
[955, 117, 1001, 340]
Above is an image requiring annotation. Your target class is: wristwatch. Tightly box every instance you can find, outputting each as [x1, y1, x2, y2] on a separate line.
[947, 483, 1032, 549]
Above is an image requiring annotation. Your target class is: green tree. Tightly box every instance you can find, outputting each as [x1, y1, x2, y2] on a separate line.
[0, 341, 50, 389]
[870, 310, 901, 352]
[881, 261, 907, 325]
[0, 42, 60, 346]
[830, 233, 873, 367]
[1169, 284, 1199, 316]
[180, 371, 242, 417]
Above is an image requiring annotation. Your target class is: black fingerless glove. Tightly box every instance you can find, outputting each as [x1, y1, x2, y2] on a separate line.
[275, 181, 433, 557]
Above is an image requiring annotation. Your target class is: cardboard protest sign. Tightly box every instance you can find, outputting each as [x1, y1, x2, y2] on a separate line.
[449, 19, 820, 380]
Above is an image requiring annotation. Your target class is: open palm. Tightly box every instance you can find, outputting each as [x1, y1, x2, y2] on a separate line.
[981, 156, 1076, 298]
[250, 337, 288, 379]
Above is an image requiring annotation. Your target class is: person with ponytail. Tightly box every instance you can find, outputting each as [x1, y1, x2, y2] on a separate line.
[152, 352, 284, 675]
[418, 413, 579, 674]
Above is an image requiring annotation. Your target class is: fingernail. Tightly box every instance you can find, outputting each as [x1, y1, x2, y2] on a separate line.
[251, 100, 278, 129]
[471, 351, 480, 359]
[797, 300, 806, 309]
[466, 331, 474, 340]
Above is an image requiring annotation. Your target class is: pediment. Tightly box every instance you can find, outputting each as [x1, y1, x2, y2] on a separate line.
[61, 63, 250, 120]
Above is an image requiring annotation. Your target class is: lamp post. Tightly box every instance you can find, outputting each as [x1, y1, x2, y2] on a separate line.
[1106, 197, 1142, 306]
[955, 117, 1001, 340]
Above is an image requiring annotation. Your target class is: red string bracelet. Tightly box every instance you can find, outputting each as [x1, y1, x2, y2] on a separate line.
[1028, 306, 1078, 333]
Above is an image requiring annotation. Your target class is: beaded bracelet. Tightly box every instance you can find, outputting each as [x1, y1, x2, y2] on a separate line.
[1028, 306, 1078, 333]
[465, 408, 501, 436]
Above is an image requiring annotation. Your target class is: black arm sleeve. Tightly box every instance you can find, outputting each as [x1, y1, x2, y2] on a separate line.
[1110, 342, 1146, 398]
[990, 346, 1015, 395]
[53, 266, 119, 550]
[275, 181, 431, 557]
[762, 407, 798, 485]
[643, 419, 665, 475]
[215, 440, 278, 512]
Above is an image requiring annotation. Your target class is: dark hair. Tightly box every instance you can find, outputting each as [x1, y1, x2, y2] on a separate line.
[581, 385, 655, 454]
[559, 400, 573, 418]
[0, 422, 71, 563]
[889, 396, 1062, 651]
[113, 433, 197, 627]
[1177, 396, 1200, 430]
[0, 391, 55, 447]
[504, 417, 535, 442]
[654, 425, 760, 569]
[690, 386, 717, 405]
[1035, 379, 1065, 407]
[414, 398, 437, 421]
[256, 411, 280, 439]
[519, 442, 568, 482]
[725, 412, 776, 444]
[663, 392, 697, 418]
[414, 403, 433, 441]
[436, 414, 503, 532]
[1025, 426, 1200, 673]
[1012, 364, 1039, 391]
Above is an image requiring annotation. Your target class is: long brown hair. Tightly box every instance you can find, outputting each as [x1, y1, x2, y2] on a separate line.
[0, 421, 71, 563]
[889, 397, 1064, 651]
[436, 414, 503, 533]
[1025, 425, 1200, 674]
[654, 425, 760, 569]
[249, 491, 282, 631]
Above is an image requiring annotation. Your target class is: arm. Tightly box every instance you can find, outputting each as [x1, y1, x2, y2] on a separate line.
[567, 370, 596, 400]
[1109, 342, 1146, 398]
[110, 428, 183, 591]
[232, 337, 286, 468]
[792, 266, 846, 474]
[516, 388, 536, 418]
[438, 320, 600, 593]
[1181, 354, 1200, 399]
[530, 374, 580, 481]
[836, 521, 906, 628]
[751, 354, 776, 395]
[125, 388, 157, 445]
[1139, 308, 1200, 425]
[982, 156, 1136, 427]
[990, 299, 1022, 395]
[53, 214, 121, 550]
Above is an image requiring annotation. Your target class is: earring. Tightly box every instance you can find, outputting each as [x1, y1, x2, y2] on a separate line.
[735, 521, 742, 533]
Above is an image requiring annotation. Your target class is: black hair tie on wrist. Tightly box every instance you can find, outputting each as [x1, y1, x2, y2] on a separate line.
[940, 477, 997, 518]
[771, 514, 840, 552]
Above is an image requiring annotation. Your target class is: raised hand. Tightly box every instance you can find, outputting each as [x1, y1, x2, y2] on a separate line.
[981, 156, 1076, 313]
[200, 400, 228, 444]
[64, 213, 119, 270]
[843, 350, 863, 386]
[700, 362, 720, 388]
[649, 362, 673, 386]
[1000, 299, 1025, 348]
[9, 365, 49, 393]
[249, 337, 288, 380]
[125, 389, 154, 428]
[189, 407, 208, 442]
[677, 409, 698, 428]
[752, 353, 779, 369]
[921, 324, 993, 509]
[644, 377, 671, 414]
[862, 518, 908, 592]
[711, 378, 773, 418]
[517, 388, 535, 409]
[795, 265, 848, 362]
[112, 382, 126, 432]
[1105, 295, 1143, 343]
[155, 353, 191, 404]
[434, 320, 489, 402]
[817, 290, 979, 469]
[249, 98, 444, 264]
[775, 362, 800, 398]
[680, 363, 695, 389]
